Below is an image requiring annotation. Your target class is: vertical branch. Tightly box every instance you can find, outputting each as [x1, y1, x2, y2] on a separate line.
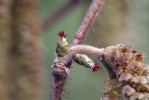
[50, 63, 69, 100]
[8, 0, 44, 100]
[50, 0, 105, 100]
[0, 0, 12, 100]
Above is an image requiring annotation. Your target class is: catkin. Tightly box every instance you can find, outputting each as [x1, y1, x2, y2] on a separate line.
[101, 44, 149, 100]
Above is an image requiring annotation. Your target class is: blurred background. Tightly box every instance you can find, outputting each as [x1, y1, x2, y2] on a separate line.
[0, 0, 149, 100]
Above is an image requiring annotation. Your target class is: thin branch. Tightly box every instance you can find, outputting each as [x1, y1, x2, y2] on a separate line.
[63, 45, 116, 79]
[50, 44, 116, 100]
[70, 0, 105, 47]
[50, 0, 105, 100]
[42, 0, 80, 30]
[63, 45, 104, 63]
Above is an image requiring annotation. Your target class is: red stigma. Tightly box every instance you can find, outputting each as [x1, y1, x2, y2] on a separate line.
[92, 64, 100, 72]
[58, 31, 67, 38]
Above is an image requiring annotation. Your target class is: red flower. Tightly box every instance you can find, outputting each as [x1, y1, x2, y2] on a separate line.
[92, 64, 100, 72]
[58, 31, 67, 38]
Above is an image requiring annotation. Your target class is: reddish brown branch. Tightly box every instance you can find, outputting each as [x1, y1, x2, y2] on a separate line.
[42, 0, 80, 30]
[70, 0, 105, 47]
[63, 45, 116, 78]
[50, 0, 105, 100]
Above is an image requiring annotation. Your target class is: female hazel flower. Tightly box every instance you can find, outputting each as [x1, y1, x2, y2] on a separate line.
[73, 54, 100, 72]
[56, 31, 68, 57]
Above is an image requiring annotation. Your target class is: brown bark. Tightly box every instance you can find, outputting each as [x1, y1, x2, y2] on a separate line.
[7, 0, 44, 100]
[0, 0, 12, 99]
[0, 0, 44, 100]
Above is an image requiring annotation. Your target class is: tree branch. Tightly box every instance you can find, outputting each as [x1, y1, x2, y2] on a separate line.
[70, 0, 104, 47]
[50, 0, 105, 100]
[62, 45, 116, 79]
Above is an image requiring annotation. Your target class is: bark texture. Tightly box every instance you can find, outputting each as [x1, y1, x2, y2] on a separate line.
[0, 0, 44, 100]
[0, 0, 12, 99]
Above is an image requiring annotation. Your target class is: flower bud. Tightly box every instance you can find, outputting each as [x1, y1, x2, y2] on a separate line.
[73, 54, 100, 72]
[56, 31, 68, 57]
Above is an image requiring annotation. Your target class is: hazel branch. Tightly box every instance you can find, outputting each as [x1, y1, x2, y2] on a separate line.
[50, 0, 105, 100]
[59, 45, 116, 79]
[70, 0, 105, 47]
[64, 45, 104, 63]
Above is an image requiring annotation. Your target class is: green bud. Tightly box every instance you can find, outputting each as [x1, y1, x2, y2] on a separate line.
[73, 54, 100, 72]
[56, 31, 68, 57]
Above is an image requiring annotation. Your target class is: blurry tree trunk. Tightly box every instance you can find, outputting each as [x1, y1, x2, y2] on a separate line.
[0, 0, 44, 100]
[0, 0, 12, 99]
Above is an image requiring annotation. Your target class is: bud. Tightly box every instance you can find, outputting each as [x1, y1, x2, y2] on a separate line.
[56, 31, 68, 57]
[73, 54, 100, 72]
